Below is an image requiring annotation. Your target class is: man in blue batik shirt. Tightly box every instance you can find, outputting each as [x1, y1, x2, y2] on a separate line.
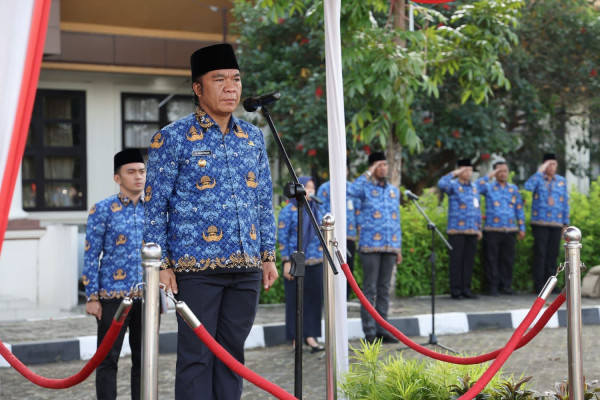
[316, 172, 358, 298]
[351, 152, 402, 344]
[82, 148, 146, 400]
[477, 161, 525, 296]
[524, 153, 569, 293]
[143, 43, 278, 400]
[438, 158, 482, 300]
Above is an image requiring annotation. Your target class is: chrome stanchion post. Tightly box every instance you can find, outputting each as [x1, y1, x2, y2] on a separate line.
[141, 243, 161, 400]
[564, 226, 584, 400]
[321, 213, 337, 400]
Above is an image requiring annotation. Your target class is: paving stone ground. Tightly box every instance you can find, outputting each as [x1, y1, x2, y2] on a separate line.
[0, 293, 598, 399]
[0, 326, 598, 399]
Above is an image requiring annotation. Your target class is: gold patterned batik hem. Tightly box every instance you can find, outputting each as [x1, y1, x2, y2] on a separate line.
[483, 227, 519, 233]
[171, 252, 264, 273]
[261, 250, 276, 263]
[97, 287, 143, 300]
[447, 229, 481, 235]
[359, 246, 401, 254]
[530, 221, 564, 228]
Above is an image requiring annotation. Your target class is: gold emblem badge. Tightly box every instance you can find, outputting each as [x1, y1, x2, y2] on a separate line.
[494, 201, 500, 207]
[245, 171, 258, 188]
[392, 212, 397, 220]
[196, 176, 216, 190]
[150, 132, 165, 148]
[89, 205, 96, 215]
[144, 186, 152, 202]
[278, 221, 285, 229]
[494, 217, 500, 223]
[390, 191, 396, 198]
[250, 224, 257, 240]
[113, 269, 126, 280]
[111, 202, 123, 212]
[234, 125, 248, 139]
[373, 233, 382, 240]
[116, 234, 127, 246]
[203, 226, 223, 242]
[84, 240, 90, 251]
[460, 204, 467, 209]
[198, 159, 207, 168]
[248, 140, 255, 146]
[82, 275, 90, 285]
[373, 211, 382, 219]
[458, 220, 465, 226]
[187, 126, 203, 142]
[392, 234, 398, 241]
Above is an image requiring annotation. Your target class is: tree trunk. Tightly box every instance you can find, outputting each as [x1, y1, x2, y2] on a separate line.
[388, 0, 406, 298]
[565, 101, 590, 195]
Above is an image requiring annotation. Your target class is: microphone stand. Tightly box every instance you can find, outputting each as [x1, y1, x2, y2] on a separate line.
[405, 195, 457, 353]
[259, 104, 339, 399]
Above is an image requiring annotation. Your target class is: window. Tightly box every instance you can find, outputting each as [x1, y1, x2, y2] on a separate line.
[22, 90, 87, 211]
[121, 93, 194, 152]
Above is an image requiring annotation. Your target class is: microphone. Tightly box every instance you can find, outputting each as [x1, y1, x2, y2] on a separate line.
[243, 91, 281, 112]
[309, 194, 323, 204]
[405, 190, 419, 201]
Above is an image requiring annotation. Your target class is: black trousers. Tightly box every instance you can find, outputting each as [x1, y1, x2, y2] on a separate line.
[532, 225, 562, 292]
[96, 299, 142, 400]
[483, 231, 517, 292]
[174, 272, 261, 400]
[448, 234, 478, 296]
[346, 239, 356, 297]
[284, 263, 323, 341]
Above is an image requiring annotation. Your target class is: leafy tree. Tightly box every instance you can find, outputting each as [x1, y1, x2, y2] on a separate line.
[233, 0, 524, 187]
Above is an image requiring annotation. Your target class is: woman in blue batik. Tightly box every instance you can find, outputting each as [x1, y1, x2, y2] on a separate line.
[277, 176, 325, 352]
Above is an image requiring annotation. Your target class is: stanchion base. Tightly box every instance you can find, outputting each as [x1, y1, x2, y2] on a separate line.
[398, 334, 459, 354]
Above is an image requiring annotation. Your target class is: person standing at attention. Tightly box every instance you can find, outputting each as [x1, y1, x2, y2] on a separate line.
[351, 151, 402, 344]
[82, 148, 146, 400]
[143, 44, 278, 399]
[278, 176, 325, 352]
[438, 158, 482, 299]
[524, 153, 569, 293]
[477, 161, 525, 296]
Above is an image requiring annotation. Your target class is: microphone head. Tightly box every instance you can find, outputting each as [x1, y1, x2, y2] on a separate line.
[243, 97, 258, 112]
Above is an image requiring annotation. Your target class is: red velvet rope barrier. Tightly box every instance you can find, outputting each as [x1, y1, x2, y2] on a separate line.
[459, 297, 547, 400]
[342, 262, 563, 364]
[191, 324, 297, 400]
[0, 317, 125, 389]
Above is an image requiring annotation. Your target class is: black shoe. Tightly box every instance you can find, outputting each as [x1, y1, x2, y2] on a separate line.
[364, 335, 377, 344]
[500, 288, 515, 295]
[451, 293, 463, 300]
[462, 292, 479, 299]
[377, 332, 399, 344]
[304, 338, 324, 353]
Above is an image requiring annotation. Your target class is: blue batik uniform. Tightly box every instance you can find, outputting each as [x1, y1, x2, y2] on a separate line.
[438, 172, 481, 297]
[143, 108, 277, 274]
[438, 173, 482, 234]
[350, 173, 402, 253]
[524, 170, 569, 292]
[144, 107, 277, 400]
[524, 172, 570, 227]
[477, 176, 525, 294]
[316, 180, 357, 241]
[477, 176, 525, 233]
[277, 202, 324, 265]
[82, 193, 144, 301]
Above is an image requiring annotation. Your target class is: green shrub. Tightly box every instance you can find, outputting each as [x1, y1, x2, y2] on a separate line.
[340, 340, 520, 400]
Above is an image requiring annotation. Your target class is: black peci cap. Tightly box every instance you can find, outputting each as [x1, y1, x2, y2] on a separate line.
[190, 43, 239, 82]
[368, 152, 386, 165]
[543, 153, 557, 162]
[457, 158, 473, 167]
[114, 148, 144, 171]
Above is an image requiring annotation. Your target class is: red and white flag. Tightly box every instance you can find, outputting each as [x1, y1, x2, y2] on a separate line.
[0, 0, 51, 255]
